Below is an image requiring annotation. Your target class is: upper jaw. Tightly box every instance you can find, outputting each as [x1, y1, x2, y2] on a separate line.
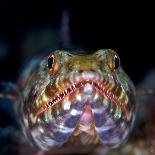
[70, 70, 103, 84]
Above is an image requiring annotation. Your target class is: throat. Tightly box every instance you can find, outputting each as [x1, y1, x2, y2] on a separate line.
[65, 100, 100, 145]
[78, 100, 94, 126]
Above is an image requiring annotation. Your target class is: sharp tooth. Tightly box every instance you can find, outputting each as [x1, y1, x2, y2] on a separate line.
[65, 90, 68, 94]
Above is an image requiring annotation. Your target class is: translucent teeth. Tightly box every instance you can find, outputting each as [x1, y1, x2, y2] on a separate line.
[63, 99, 71, 111]
[71, 71, 101, 84]
[83, 83, 93, 94]
[76, 94, 82, 102]
[102, 96, 109, 108]
[82, 71, 95, 79]
[93, 93, 99, 101]
[70, 109, 82, 116]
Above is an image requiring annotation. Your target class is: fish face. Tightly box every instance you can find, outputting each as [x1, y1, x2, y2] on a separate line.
[20, 49, 136, 150]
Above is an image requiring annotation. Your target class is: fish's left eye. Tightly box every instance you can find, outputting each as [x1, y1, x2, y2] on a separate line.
[48, 54, 54, 69]
[114, 55, 120, 70]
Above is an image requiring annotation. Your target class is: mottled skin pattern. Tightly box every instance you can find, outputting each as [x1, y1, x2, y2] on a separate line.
[18, 49, 136, 150]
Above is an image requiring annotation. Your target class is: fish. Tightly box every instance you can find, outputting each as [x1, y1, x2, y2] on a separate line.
[1, 49, 137, 151]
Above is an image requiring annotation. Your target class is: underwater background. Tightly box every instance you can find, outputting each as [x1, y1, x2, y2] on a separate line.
[0, 1, 154, 155]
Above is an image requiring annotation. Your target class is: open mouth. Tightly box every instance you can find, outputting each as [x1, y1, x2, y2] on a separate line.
[34, 79, 129, 119]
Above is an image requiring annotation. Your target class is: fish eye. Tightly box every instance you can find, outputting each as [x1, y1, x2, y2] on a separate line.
[114, 55, 120, 70]
[48, 54, 54, 69]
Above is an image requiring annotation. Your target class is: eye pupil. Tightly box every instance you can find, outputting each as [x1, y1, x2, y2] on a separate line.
[114, 56, 120, 70]
[48, 56, 54, 69]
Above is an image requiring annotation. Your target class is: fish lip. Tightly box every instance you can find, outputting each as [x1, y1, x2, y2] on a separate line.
[35, 79, 128, 119]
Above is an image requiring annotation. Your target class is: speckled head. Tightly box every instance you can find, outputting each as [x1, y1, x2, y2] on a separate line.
[20, 49, 136, 150]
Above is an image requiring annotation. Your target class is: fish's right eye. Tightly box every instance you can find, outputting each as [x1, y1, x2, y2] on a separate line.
[114, 55, 120, 70]
[48, 54, 54, 69]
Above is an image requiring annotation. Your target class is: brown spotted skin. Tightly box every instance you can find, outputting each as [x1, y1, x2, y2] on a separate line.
[18, 49, 136, 150]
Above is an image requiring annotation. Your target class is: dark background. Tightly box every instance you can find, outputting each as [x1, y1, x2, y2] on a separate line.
[0, 1, 154, 154]
[0, 0, 154, 84]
